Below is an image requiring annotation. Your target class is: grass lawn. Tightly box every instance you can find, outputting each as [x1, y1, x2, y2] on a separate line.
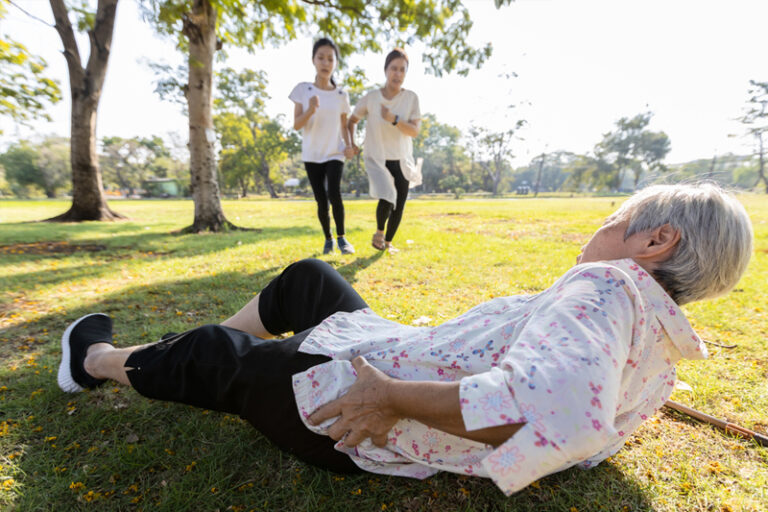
[1, 195, 766, 511]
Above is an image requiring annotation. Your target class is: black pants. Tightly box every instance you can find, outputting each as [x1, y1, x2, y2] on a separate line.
[305, 160, 345, 239]
[126, 259, 367, 473]
[376, 160, 409, 242]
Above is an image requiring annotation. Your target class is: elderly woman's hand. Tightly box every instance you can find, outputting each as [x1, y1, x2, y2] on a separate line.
[309, 356, 400, 448]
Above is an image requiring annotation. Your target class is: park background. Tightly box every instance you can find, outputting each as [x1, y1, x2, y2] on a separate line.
[1, 0, 768, 199]
[1, 0, 767, 511]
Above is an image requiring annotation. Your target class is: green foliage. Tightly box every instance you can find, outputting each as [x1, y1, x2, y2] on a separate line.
[738, 80, 768, 192]
[100, 136, 179, 195]
[740, 80, 768, 137]
[69, 0, 97, 31]
[138, 0, 516, 77]
[146, 61, 189, 112]
[513, 151, 578, 194]
[467, 120, 526, 195]
[0, 0, 62, 134]
[594, 112, 671, 190]
[0, 164, 10, 196]
[413, 113, 473, 193]
[214, 68, 299, 197]
[0, 138, 70, 198]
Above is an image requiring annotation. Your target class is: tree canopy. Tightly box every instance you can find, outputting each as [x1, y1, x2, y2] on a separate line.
[0, 0, 62, 133]
[140, 0, 515, 76]
[594, 112, 670, 190]
[739, 80, 768, 193]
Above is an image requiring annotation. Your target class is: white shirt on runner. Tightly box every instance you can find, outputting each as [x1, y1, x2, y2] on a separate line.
[353, 89, 422, 204]
[289, 82, 351, 163]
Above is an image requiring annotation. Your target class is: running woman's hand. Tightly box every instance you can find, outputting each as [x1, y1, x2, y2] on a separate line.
[308, 95, 319, 114]
[380, 105, 395, 124]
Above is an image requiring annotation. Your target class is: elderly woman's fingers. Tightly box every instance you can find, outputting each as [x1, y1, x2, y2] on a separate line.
[343, 429, 368, 447]
[327, 418, 350, 441]
[308, 399, 342, 426]
[372, 433, 388, 448]
[351, 355, 370, 372]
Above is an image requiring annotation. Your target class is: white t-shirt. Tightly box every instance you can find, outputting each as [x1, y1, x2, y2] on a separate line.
[352, 89, 422, 204]
[289, 82, 351, 163]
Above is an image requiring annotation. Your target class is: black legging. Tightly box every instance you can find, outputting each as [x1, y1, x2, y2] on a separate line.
[376, 160, 409, 242]
[125, 259, 367, 473]
[305, 160, 345, 239]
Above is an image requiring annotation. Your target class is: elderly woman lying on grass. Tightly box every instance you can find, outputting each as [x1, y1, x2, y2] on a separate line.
[57, 183, 753, 495]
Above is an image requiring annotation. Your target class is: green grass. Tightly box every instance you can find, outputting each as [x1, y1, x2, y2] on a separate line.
[1, 196, 766, 511]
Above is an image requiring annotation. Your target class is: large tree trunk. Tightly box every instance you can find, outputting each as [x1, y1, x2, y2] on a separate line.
[47, 0, 124, 222]
[181, 0, 239, 232]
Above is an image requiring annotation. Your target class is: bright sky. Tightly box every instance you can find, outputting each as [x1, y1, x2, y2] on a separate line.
[1, 0, 766, 165]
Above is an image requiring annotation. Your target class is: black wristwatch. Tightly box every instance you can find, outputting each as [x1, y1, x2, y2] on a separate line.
[392, 115, 399, 126]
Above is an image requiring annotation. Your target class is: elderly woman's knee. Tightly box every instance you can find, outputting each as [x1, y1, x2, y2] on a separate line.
[282, 258, 338, 284]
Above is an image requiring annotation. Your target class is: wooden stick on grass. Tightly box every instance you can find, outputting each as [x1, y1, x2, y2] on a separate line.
[664, 400, 768, 447]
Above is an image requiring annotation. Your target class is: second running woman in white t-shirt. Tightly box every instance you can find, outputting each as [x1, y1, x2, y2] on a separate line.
[290, 38, 357, 255]
[347, 49, 421, 254]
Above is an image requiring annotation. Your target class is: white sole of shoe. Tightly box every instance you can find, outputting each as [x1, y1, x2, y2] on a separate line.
[57, 313, 108, 393]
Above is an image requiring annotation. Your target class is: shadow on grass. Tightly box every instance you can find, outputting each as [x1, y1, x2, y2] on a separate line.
[0, 222, 320, 252]
[0, 267, 281, 345]
[0, 225, 322, 298]
[334, 251, 385, 285]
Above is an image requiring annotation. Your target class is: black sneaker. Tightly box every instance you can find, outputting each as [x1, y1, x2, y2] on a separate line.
[337, 236, 355, 254]
[57, 313, 112, 393]
[323, 238, 334, 254]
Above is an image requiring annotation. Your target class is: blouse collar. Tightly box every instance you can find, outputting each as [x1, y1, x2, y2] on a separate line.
[607, 258, 708, 360]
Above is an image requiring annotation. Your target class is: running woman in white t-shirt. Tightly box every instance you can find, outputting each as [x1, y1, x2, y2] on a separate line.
[347, 49, 421, 254]
[290, 38, 357, 255]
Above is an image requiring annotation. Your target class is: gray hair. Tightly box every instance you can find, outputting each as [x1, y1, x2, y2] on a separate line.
[613, 183, 753, 305]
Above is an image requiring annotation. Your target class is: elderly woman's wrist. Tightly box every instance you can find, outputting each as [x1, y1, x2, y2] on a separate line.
[383, 378, 406, 417]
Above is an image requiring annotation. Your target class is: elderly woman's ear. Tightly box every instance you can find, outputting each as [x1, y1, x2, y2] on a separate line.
[636, 224, 681, 266]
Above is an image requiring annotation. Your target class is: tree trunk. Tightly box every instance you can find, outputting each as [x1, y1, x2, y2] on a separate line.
[259, 157, 278, 199]
[47, 0, 124, 222]
[181, 0, 239, 232]
[239, 176, 248, 198]
[757, 133, 767, 194]
[534, 153, 545, 197]
[113, 165, 130, 196]
[491, 170, 500, 196]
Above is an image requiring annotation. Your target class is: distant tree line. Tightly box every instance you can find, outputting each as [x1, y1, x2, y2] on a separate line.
[2, 104, 764, 199]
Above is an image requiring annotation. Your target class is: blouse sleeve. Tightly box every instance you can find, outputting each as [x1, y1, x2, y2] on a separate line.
[409, 92, 421, 121]
[341, 91, 352, 115]
[458, 266, 635, 495]
[288, 83, 304, 104]
[352, 92, 369, 119]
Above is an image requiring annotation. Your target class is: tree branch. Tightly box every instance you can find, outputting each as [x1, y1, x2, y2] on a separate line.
[9, 0, 54, 27]
[49, 0, 84, 88]
[298, 0, 369, 20]
[85, 0, 119, 95]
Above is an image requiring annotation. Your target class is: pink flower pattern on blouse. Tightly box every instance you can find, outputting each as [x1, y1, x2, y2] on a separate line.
[292, 259, 707, 495]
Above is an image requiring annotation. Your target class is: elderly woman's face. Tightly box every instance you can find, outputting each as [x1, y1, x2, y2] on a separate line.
[577, 218, 647, 265]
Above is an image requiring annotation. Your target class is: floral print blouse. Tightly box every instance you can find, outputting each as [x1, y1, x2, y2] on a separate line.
[292, 259, 707, 495]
